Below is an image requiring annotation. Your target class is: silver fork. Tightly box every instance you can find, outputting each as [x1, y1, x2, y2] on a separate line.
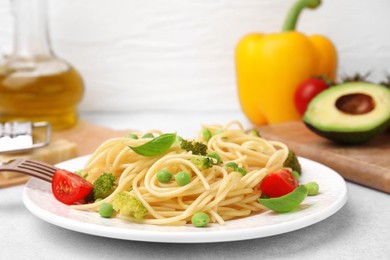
[0, 158, 57, 182]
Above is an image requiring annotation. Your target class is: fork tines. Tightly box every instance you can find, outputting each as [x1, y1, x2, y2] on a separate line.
[0, 158, 57, 183]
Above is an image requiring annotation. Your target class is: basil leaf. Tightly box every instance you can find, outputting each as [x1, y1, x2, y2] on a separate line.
[258, 185, 308, 213]
[129, 133, 176, 156]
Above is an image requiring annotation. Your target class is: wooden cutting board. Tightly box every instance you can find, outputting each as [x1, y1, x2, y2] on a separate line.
[257, 121, 390, 194]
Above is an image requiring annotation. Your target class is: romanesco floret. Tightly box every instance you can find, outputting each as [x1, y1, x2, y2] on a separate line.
[284, 150, 301, 175]
[92, 173, 117, 200]
[190, 156, 214, 170]
[180, 139, 208, 155]
[112, 192, 148, 219]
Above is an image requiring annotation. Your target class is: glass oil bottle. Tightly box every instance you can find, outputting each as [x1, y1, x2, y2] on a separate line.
[0, 0, 84, 129]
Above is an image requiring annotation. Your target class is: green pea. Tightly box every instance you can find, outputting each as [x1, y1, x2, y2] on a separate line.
[237, 167, 246, 176]
[175, 171, 191, 186]
[142, 133, 154, 138]
[157, 169, 173, 183]
[304, 182, 319, 196]
[94, 198, 103, 203]
[202, 128, 212, 142]
[225, 162, 238, 170]
[207, 151, 222, 164]
[191, 212, 210, 227]
[99, 202, 114, 218]
[126, 133, 138, 139]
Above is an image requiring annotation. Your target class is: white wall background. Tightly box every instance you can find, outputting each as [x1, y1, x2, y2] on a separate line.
[1, 0, 390, 114]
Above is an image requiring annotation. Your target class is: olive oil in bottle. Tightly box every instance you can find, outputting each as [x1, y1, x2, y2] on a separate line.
[0, 0, 84, 129]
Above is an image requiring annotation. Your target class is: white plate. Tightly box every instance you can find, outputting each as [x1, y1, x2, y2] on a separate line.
[23, 156, 347, 243]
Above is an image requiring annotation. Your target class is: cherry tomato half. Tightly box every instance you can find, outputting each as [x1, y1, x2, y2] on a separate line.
[294, 78, 329, 115]
[259, 169, 298, 198]
[51, 169, 93, 205]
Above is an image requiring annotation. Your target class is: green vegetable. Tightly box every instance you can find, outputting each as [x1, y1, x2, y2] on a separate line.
[156, 169, 173, 183]
[247, 129, 261, 137]
[99, 202, 114, 218]
[225, 162, 238, 170]
[202, 128, 212, 142]
[175, 135, 183, 143]
[225, 162, 246, 176]
[236, 167, 247, 176]
[180, 139, 208, 156]
[129, 133, 176, 157]
[190, 156, 214, 170]
[292, 170, 300, 180]
[125, 133, 138, 139]
[94, 198, 103, 203]
[92, 173, 117, 200]
[304, 182, 319, 196]
[207, 151, 222, 164]
[284, 150, 301, 175]
[142, 133, 154, 138]
[191, 212, 210, 227]
[175, 171, 191, 186]
[258, 185, 308, 213]
[112, 192, 148, 219]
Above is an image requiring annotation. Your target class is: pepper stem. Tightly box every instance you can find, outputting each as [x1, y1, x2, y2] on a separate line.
[282, 0, 321, 32]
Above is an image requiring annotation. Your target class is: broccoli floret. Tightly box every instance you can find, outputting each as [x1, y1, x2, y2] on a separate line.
[180, 139, 208, 156]
[284, 150, 301, 175]
[92, 173, 117, 200]
[190, 156, 214, 170]
[246, 128, 261, 137]
[112, 192, 148, 219]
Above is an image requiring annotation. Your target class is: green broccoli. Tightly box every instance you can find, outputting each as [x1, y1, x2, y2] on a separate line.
[112, 192, 148, 219]
[180, 139, 208, 156]
[284, 150, 301, 175]
[246, 129, 261, 137]
[190, 156, 214, 170]
[92, 173, 117, 200]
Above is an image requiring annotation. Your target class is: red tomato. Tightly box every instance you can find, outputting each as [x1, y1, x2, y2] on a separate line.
[51, 169, 93, 205]
[259, 169, 298, 198]
[294, 78, 330, 115]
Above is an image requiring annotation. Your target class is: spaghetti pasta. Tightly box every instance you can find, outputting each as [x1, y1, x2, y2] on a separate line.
[71, 121, 290, 226]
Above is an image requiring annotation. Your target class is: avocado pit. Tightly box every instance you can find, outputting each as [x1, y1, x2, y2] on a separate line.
[335, 93, 375, 115]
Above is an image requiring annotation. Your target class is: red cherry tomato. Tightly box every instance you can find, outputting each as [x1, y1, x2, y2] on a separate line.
[51, 169, 93, 205]
[294, 78, 329, 115]
[259, 169, 298, 198]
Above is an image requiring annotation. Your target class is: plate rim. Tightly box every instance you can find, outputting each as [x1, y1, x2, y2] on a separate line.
[22, 156, 348, 243]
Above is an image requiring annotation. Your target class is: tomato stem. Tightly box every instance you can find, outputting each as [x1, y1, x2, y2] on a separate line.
[282, 0, 321, 32]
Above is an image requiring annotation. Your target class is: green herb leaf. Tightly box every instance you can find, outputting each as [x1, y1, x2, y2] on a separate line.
[258, 185, 308, 213]
[129, 133, 176, 156]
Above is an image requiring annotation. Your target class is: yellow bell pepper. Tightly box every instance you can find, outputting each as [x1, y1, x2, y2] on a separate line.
[235, 0, 337, 125]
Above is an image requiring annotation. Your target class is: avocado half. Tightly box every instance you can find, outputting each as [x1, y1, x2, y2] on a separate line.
[303, 82, 390, 144]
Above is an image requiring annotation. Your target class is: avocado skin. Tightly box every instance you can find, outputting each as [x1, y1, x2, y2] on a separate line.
[304, 119, 390, 145]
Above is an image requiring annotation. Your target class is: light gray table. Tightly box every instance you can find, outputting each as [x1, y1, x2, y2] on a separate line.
[1, 112, 389, 259]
